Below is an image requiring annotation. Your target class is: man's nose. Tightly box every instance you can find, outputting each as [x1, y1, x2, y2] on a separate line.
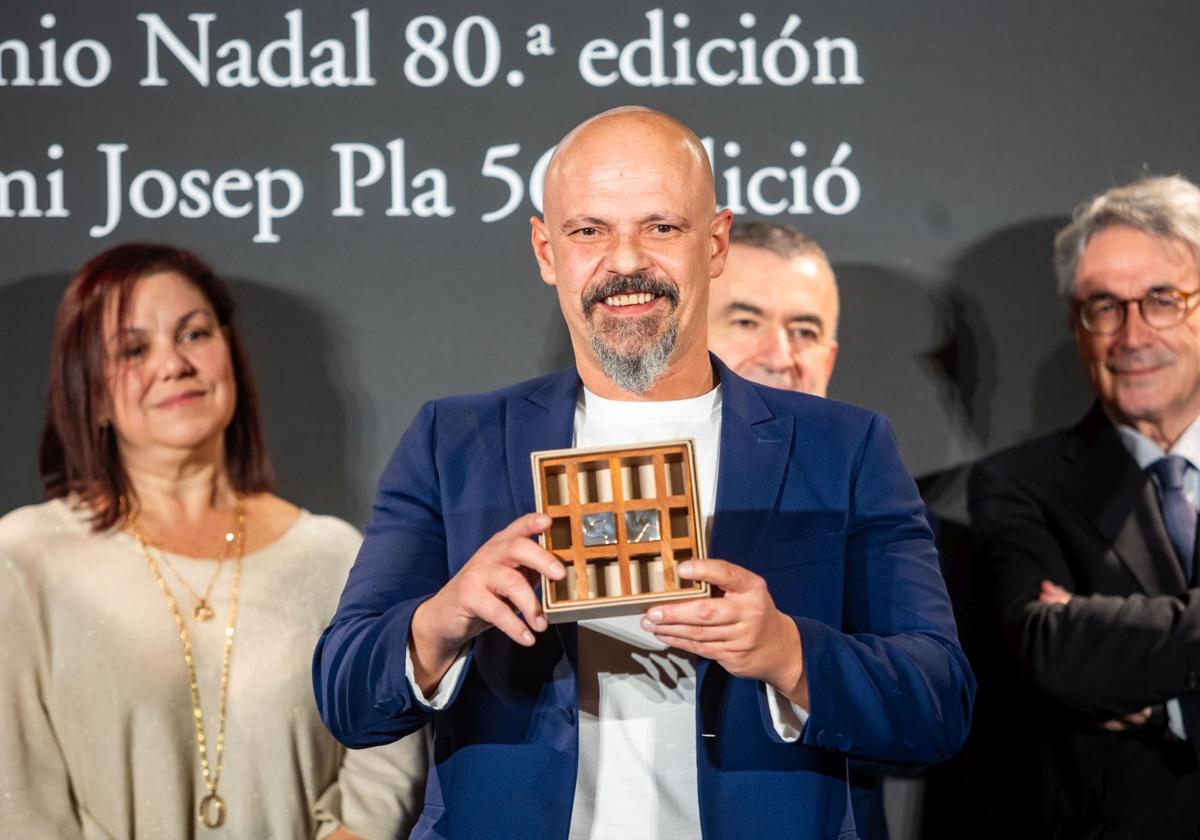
[754, 327, 797, 372]
[606, 231, 651, 277]
[1117, 300, 1155, 347]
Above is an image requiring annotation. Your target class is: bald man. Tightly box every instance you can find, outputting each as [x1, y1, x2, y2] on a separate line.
[315, 108, 973, 840]
[709, 222, 840, 396]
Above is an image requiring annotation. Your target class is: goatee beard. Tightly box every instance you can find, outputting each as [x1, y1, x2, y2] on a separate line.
[584, 273, 680, 395]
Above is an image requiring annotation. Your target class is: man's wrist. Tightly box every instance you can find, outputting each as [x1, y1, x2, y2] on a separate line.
[410, 598, 465, 695]
[765, 612, 808, 708]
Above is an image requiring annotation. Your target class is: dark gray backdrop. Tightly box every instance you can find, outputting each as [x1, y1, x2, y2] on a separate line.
[3, 1, 1197, 524]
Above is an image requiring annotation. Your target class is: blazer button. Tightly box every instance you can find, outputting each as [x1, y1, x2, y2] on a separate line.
[1186, 671, 1199, 690]
[561, 706, 576, 725]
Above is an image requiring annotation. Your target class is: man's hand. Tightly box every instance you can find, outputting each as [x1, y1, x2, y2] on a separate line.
[1099, 707, 1153, 732]
[640, 558, 808, 708]
[410, 513, 565, 695]
[1039, 580, 1072, 605]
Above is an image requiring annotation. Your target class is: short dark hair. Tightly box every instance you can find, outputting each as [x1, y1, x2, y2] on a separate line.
[730, 221, 829, 263]
[40, 243, 275, 530]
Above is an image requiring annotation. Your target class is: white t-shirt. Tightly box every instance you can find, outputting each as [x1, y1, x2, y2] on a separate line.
[567, 384, 722, 840]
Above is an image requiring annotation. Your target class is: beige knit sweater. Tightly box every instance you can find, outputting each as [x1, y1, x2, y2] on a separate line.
[0, 498, 426, 839]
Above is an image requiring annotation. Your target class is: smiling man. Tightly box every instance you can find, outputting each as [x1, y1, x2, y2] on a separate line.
[970, 176, 1200, 838]
[314, 107, 972, 840]
[708, 222, 840, 396]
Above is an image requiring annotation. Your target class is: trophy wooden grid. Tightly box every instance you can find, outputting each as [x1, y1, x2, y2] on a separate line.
[531, 439, 709, 623]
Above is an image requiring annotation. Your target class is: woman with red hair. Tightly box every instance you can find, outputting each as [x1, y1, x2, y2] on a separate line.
[0, 243, 424, 838]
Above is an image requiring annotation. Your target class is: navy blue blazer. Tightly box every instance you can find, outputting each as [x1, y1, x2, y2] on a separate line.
[314, 360, 974, 840]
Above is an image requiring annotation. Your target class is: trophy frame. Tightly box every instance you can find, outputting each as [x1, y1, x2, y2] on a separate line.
[530, 439, 710, 623]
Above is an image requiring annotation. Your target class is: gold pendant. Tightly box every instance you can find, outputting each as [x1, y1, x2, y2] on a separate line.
[198, 793, 226, 828]
[193, 602, 215, 622]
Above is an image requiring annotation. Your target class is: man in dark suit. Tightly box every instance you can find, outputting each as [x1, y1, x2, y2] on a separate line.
[970, 175, 1200, 838]
[314, 107, 973, 839]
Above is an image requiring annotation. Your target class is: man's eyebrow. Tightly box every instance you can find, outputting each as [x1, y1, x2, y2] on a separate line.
[560, 216, 608, 232]
[724, 301, 766, 317]
[643, 213, 691, 230]
[786, 314, 824, 330]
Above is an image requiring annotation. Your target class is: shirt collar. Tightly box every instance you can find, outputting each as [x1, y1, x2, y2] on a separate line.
[1115, 413, 1200, 470]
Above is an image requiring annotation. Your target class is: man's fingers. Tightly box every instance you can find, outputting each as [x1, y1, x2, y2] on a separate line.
[506, 537, 567, 580]
[475, 594, 539, 647]
[644, 597, 732, 629]
[492, 567, 549, 633]
[1126, 707, 1152, 725]
[1097, 707, 1152, 732]
[645, 620, 733, 643]
[490, 512, 553, 543]
[1038, 579, 1072, 605]
[676, 558, 751, 592]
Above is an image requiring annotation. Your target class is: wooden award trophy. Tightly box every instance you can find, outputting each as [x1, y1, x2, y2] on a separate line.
[530, 439, 710, 623]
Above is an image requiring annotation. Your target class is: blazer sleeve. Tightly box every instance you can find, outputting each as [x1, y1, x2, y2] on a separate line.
[313, 401, 474, 747]
[795, 414, 976, 765]
[968, 454, 1200, 717]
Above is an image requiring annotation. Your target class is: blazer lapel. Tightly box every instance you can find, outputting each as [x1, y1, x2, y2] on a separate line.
[1063, 403, 1186, 594]
[699, 359, 793, 693]
[505, 369, 579, 517]
[505, 368, 581, 670]
[708, 357, 794, 568]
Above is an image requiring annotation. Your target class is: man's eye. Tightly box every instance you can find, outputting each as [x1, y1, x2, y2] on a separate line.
[653, 224, 676, 234]
[731, 318, 760, 331]
[1088, 298, 1120, 316]
[791, 327, 821, 343]
[572, 227, 599, 237]
[1148, 291, 1184, 310]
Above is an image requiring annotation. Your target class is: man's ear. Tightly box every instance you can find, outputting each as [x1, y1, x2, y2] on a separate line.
[826, 340, 839, 380]
[709, 209, 734, 277]
[530, 216, 557, 286]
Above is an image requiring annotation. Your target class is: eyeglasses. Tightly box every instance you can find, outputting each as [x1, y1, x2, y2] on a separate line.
[1073, 287, 1200, 335]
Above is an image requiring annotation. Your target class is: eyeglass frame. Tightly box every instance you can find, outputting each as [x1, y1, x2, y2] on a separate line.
[1071, 286, 1200, 336]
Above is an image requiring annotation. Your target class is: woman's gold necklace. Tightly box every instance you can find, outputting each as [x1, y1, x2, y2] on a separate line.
[125, 496, 246, 829]
[154, 525, 234, 622]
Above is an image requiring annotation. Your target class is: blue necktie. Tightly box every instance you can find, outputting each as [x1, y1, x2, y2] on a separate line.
[1149, 456, 1197, 584]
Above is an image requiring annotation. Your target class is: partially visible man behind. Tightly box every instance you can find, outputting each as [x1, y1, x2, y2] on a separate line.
[707, 221, 839, 395]
[970, 175, 1200, 838]
[709, 221, 908, 837]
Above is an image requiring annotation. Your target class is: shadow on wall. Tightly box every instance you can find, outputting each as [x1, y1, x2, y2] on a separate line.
[0, 273, 70, 516]
[228, 279, 365, 523]
[830, 263, 950, 476]
[927, 216, 1093, 460]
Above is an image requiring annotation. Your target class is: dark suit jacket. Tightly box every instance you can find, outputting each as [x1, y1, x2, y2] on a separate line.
[969, 403, 1200, 839]
[314, 361, 974, 840]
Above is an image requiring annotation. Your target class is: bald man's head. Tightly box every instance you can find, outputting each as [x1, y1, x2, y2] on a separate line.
[543, 107, 717, 220]
[530, 108, 732, 399]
